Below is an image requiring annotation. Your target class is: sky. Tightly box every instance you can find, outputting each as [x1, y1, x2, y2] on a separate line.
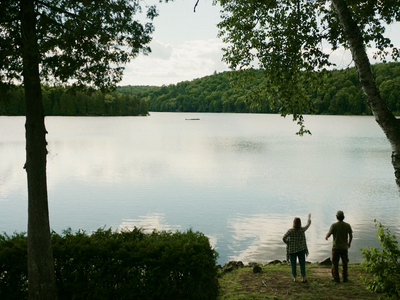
[120, 0, 227, 86]
[119, 0, 400, 87]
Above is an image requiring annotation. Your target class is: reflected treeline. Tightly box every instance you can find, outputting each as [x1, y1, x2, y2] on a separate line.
[0, 86, 149, 116]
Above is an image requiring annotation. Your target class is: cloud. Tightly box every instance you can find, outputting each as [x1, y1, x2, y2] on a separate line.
[326, 45, 398, 71]
[149, 40, 173, 60]
[323, 22, 400, 70]
[118, 213, 181, 232]
[120, 38, 229, 86]
[117, 212, 217, 249]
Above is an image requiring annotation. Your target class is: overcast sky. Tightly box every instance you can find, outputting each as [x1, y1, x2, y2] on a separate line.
[119, 0, 225, 86]
[119, 0, 400, 87]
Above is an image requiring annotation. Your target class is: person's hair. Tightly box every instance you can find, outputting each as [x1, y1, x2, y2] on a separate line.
[336, 214, 345, 221]
[293, 217, 301, 229]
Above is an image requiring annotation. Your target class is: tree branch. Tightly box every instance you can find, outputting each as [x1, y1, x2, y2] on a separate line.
[0, 16, 20, 24]
[194, 0, 200, 12]
[37, 0, 93, 25]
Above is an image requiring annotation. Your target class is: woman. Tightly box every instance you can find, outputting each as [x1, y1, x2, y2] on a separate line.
[282, 213, 311, 283]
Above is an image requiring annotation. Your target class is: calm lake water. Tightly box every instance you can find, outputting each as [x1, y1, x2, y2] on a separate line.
[1, 112, 399, 265]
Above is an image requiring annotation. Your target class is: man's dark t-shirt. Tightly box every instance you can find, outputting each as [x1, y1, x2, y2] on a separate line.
[328, 221, 352, 249]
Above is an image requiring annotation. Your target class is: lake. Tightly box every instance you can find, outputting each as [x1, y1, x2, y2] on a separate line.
[1, 112, 399, 265]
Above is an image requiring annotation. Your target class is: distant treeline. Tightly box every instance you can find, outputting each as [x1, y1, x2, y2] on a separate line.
[117, 62, 400, 115]
[0, 86, 149, 116]
[2, 62, 399, 116]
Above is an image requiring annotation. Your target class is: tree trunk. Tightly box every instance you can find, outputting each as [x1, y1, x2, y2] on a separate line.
[21, 0, 58, 299]
[331, 0, 400, 192]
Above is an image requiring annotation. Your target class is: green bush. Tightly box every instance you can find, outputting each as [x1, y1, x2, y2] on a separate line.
[0, 232, 28, 299]
[0, 228, 219, 300]
[361, 220, 400, 299]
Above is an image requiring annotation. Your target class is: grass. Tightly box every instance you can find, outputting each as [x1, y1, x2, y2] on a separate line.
[218, 263, 378, 299]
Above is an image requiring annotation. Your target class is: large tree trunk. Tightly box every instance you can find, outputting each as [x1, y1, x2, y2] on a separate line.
[331, 0, 400, 192]
[21, 0, 58, 299]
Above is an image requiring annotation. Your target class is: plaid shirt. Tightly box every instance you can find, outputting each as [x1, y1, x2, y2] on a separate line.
[282, 219, 311, 261]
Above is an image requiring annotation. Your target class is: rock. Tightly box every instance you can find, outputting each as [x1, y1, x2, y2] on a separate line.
[224, 266, 234, 273]
[247, 262, 259, 267]
[222, 261, 244, 272]
[225, 261, 244, 269]
[235, 261, 245, 268]
[253, 265, 262, 273]
[267, 260, 282, 265]
[318, 257, 332, 266]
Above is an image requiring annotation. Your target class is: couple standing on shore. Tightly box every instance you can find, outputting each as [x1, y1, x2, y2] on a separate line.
[282, 210, 353, 283]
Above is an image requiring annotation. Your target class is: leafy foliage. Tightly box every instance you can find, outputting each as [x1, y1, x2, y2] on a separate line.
[0, 228, 219, 300]
[0, 0, 157, 90]
[215, 0, 400, 133]
[1, 1, 160, 296]
[361, 220, 400, 299]
[0, 232, 29, 298]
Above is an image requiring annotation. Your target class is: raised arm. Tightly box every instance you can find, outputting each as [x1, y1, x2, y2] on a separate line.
[303, 214, 312, 231]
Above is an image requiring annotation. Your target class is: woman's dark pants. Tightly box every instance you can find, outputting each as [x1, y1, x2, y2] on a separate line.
[289, 249, 306, 278]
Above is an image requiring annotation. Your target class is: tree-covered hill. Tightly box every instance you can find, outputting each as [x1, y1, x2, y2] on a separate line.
[1, 62, 399, 117]
[117, 62, 400, 115]
[0, 87, 149, 116]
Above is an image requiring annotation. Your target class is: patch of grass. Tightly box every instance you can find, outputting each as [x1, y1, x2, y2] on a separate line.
[218, 263, 377, 299]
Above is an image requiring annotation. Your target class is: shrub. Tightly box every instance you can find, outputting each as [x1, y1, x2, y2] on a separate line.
[0, 228, 219, 300]
[361, 220, 400, 299]
[0, 232, 28, 299]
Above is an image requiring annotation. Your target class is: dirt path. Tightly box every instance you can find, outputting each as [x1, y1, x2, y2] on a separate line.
[309, 267, 332, 277]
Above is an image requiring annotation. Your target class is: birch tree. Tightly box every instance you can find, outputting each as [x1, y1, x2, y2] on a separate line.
[217, 0, 400, 190]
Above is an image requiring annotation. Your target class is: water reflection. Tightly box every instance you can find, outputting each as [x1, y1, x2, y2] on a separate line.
[226, 214, 287, 263]
[118, 212, 218, 249]
[1, 114, 399, 265]
[224, 210, 400, 264]
[0, 141, 26, 201]
[119, 213, 182, 232]
[212, 137, 265, 153]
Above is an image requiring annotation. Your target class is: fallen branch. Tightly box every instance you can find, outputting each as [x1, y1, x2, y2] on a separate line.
[261, 280, 267, 288]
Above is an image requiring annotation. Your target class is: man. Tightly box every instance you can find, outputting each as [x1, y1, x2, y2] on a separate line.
[325, 210, 353, 283]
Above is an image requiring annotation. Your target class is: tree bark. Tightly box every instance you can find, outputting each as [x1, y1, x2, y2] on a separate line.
[331, 0, 400, 192]
[21, 0, 58, 298]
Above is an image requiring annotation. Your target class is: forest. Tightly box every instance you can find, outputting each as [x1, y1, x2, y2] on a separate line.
[118, 62, 400, 115]
[1, 62, 400, 117]
[0, 86, 149, 116]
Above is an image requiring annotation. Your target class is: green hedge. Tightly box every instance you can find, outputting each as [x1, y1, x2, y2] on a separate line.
[0, 228, 219, 300]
